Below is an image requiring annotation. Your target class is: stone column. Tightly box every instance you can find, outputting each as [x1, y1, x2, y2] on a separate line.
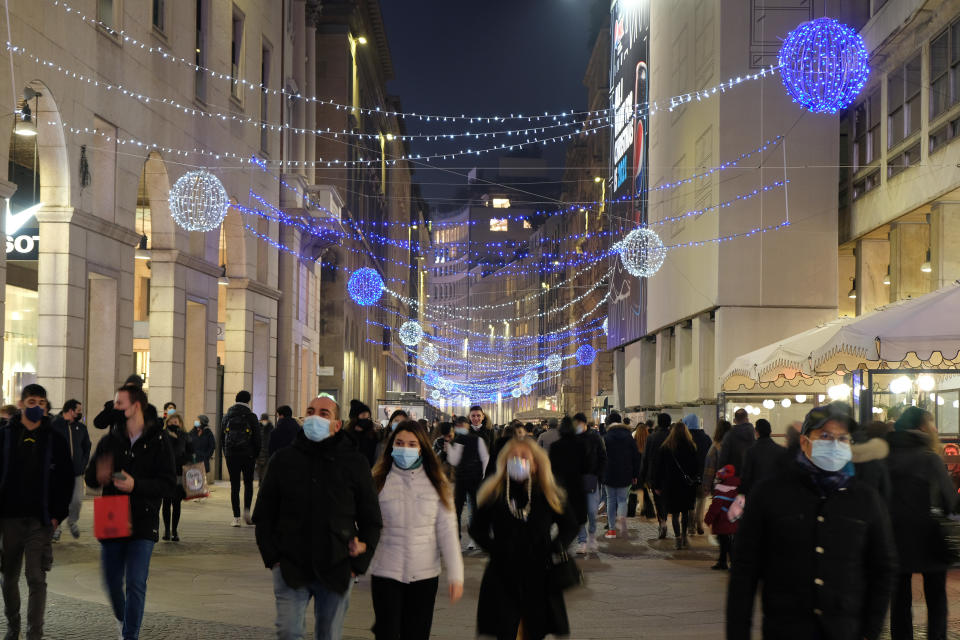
[855, 237, 890, 315]
[305, 23, 317, 184]
[275, 222, 301, 410]
[146, 254, 186, 411]
[0, 180, 17, 383]
[889, 221, 931, 302]
[930, 202, 960, 289]
[291, 0, 306, 175]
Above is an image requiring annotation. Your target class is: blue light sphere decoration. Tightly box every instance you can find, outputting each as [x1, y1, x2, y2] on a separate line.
[347, 268, 384, 306]
[576, 344, 597, 366]
[618, 227, 667, 278]
[421, 342, 439, 367]
[511, 388, 522, 399]
[778, 17, 869, 114]
[399, 321, 424, 347]
[521, 370, 538, 387]
[545, 353, 563, 373]
[430, 389, 441, 401]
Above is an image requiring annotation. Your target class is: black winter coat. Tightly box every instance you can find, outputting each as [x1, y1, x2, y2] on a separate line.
[51, 414, 92, 476]
[219, 403, 261, 460]
[253, 430, 382, 594]
[603, 424, 640, 488]
[0, 416, 74, 525]
[469, 485, 579, 639]
[885, 429, 958, 574]
[718, 422, 755, 473]
[268, 416, 300, 456]
[165, 425, 195, 480]
[549, 433, 589, 525]
[690, 429, 712, 478]
[653, 440, 699, 513]
[726, 454, 897, 640]
[578, 428, 606, 493]
[640, 426, 668, 485]
[84, 411, 178, 542]
[189, 427, 216, 472]
[740, 436, 785, 495]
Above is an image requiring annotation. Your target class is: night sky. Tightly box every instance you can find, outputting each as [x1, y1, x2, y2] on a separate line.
[379, 0, 608, 208]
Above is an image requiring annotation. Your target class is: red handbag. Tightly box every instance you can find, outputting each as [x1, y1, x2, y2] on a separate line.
[94, 495, 131, 540]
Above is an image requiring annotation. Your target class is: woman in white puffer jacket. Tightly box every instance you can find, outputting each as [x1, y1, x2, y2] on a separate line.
[369, 421, 464, 640]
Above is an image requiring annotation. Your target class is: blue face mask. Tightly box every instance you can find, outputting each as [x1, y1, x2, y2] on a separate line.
[507, 456, 531, 482]
[23, 405, 45, 423]
[454, 427, 468, 436]
[391, 447, 421, 469]
[390, 421, 400, 431]
[303, 416, 332, 442]
[809, 439, 852, 472]
[167, 408, 175, 416]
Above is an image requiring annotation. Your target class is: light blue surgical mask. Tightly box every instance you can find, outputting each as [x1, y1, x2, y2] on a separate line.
[390, 421, 400, 431]
[454, 427, 468, 436]
[809, 439, 852, 472]
[507, 456, 530, 482]
[194, 420, 200, 428]
[391, 447, 421, 469]
[303, 416, 331, 443]
[166, 408, 175, 416]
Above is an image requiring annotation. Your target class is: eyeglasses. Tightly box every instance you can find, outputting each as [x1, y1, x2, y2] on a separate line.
[815, 433, 851, 444]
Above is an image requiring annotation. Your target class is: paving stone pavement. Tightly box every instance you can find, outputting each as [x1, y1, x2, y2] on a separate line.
[0, 485, 957, 638]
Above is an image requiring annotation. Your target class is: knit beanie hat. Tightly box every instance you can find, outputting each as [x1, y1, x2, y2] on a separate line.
[893, 406, 925, 432]
[349, 399, 372, 421]
[682, 414, 700, 430]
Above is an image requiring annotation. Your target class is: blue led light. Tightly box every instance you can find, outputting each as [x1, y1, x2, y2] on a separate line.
[511, 388, 522, 399]
[778, 17, 869, 114]
[347, 268, 384, 306]
[575, 344, 597, 366]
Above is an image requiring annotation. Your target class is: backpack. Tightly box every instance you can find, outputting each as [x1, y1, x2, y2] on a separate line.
[223, 411, 254, 457]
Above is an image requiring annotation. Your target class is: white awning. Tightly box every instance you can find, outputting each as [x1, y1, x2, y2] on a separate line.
[722, 282, 960, 391]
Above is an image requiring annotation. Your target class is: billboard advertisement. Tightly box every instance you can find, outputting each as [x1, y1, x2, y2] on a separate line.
[607, 0, 649, 349]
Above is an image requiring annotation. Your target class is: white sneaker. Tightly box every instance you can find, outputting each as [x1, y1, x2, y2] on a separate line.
[231, 517, 242, 527]
[243, 509, 253, 525]
[575, 542, 587, 555]
[587, 535, 599, 552]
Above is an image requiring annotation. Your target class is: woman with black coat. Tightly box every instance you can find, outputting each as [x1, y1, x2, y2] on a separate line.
[85, 384, 177, 640]
[469, 438, 579, 640]
[548, 417, 588, 529]
[886, 407, 958, 640]
[653, 422, 701, 549]
[161, 412, 193, 542]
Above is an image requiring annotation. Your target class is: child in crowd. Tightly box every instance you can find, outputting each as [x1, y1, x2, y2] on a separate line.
[703, 464, 739, 570]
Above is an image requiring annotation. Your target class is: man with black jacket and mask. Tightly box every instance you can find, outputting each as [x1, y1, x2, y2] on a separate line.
[726, 402, 896, 640]
[447, 414, 489, 549]
[254, 394, 381, 640]
[220, 390, 261, 527]
[0, 384, 76, 640]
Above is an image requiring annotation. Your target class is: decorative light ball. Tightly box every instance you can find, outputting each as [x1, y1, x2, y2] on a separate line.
[521, 370, 538, 387]
[399, 321, 424, 347]
[168, 170, 229, 232]
[781, 398, 792, 408]
[545, 353, 563, 372]
[827, 383, 852, 401]
[511, 388, 521, 399]
[778, 17, 870, 114]
[520, 383, 532, 396]
[762, 399, 775, 410]
[347, 268, 384, 306]
[795, 394, 807, 403]
[916, 374, 936, 392]
[439, 377, 453, 392]
[617, 227, 667, 278]
[575, 344, 596, 366]
[603, 317, 609, 336]
[430, 389, 441, 400]
[421, 342, 439, 367]
[424, 371, 439, 388]
[888, 376, 912, 395]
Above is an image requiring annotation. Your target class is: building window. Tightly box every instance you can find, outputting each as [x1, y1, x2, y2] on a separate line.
[231, 7, 245, 101]
[492, 198, 511, 208]
[930, 21, 960, 121]
[522, 219, 532, 229]
[853, 89, 880, 170]
[195, 0, 208, 101]
[887, 141, 921, 179]
[260, 41, 271, 152]
[490, 218, 508, 232]
[888, 53, 921, 148]
[152, 0, 165, 32]
[852, 168, 881, 200]
[929, 115, 960, 154]
[98, 0, 116, 31]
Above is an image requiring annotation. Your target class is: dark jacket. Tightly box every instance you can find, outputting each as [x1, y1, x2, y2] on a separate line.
[549, 432, 589, 525]
[453, 431, 485, 486]
[726, 453, 897, 640]
[84, 408, 178, 542]
[189, 426, 216, 472]
[0, 415, 74, 525]
[219, 403, 261, 460]
[885, 429, 958, 574]
[165, 425, 195, 480]
[718, 422, 756, 472]
[653, 439, 700, 513]
[851, 437, 890, 503]
[253, 430, 382, 594]
[257, 420, 274, 463]
[704, 474, 740, 536]
[602, 424, 640, 488]
[268, 416, 300, 456]
[640, 426, 669, 485]
[486, 435, 509, 478]
[51, 414, 92, 476]
[469, 486, 579, 639]
[740, 436, 785, 495]
[345, 421, 379, 469]
[578, 428, 606, 493]
[690, 428, 712, 478]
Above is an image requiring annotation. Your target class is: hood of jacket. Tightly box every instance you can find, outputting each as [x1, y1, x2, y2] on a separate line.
[606, 423, 631, 433]
[851, 437, 889, 464]
[682, 414, 701, 430]
[225, 403, 253, 420]
[728, 422, 755, 442]
[886, 428, 932, 451]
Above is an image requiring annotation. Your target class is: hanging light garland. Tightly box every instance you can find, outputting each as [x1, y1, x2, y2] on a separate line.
[617, 227, 667, 278]
[347, 268, 384, 306]
[168, 170, 229, 232]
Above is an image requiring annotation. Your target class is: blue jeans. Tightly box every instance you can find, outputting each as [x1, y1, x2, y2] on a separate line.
[273, 566, 353, 640]
[100, 538, 155, 640]
[606, 486, 630, 529]
[578, 489, 600, 542]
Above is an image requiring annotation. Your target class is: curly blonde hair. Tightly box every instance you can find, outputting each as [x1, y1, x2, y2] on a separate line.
[477, 437, 565, 513]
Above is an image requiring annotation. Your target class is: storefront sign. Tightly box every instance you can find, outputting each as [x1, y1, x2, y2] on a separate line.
[6, 227, 39, 260]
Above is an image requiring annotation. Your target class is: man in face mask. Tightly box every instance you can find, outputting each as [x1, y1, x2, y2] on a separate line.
[254, 395, 382, 640]
[726, 402, 897, 640]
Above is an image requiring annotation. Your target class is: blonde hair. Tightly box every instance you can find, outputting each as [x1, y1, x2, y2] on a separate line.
[477, 438, 565, 513]
[165, 412, 185, 430]
[663, 421, 695, 452]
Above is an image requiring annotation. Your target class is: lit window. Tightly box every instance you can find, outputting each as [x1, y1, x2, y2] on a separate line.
[490, 218, 508, 232]
[522, 219, 532, 229]
[492, 198, 511, 209]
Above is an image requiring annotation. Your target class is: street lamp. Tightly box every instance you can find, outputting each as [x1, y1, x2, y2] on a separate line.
[921, 249, 932, 273]
[357, 36, 368, 45]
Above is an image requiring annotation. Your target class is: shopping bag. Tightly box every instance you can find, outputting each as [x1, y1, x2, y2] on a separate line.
[183, 461, 209, 500]
[627, 491, 638, 517]
[94, 495, 131, 540]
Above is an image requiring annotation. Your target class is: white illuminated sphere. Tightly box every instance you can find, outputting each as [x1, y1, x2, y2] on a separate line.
[762, 399, 775, 410]
[781, 398, 792, 408]
[522, 370, 538, 387]
[916, 374, 936, 392]
[511, 388, 521, 399]
[430, 389, 440, 400]
[827, 383, 851, 401]
[399, 321, 424, 347]
[618, 227, 667, 278]
[888, 376, 912, 395]
[795, 394, 807, 403]
[545, 354, 562, 372]
[421, 342, 439, 367]
[169, 170, 229, 232]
